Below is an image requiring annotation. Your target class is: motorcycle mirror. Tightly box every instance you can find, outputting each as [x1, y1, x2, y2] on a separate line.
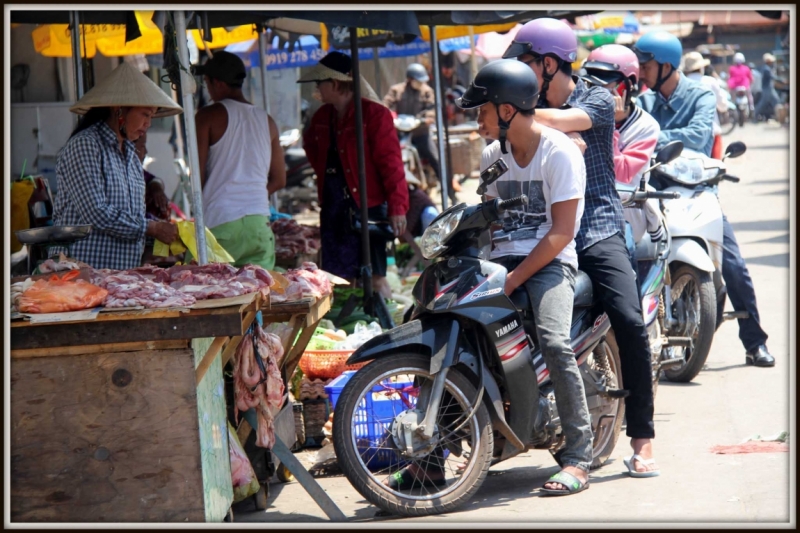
[723, 141, 747, 159]
[655, 141, 684, 165]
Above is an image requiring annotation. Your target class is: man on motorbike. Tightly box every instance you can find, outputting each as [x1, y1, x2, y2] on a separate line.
[580, 45, 664, 245]
[728, 52, 754, 114]
[504, 18, 660, 477]
[634, 32, 717, 159]
[460, 59, 592, 495]
[383, 63, 442, 190]
[636, 32, 775, 368]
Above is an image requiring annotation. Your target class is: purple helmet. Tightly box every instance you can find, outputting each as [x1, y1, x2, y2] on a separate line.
[503, 18, 578, 64]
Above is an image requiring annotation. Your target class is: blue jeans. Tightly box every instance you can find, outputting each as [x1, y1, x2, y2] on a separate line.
[721, 215, 769, 351]
[497, 257, 593, 473]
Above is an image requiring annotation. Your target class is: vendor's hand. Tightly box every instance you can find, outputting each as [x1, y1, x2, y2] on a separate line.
[566, 132, 587, 155]
[147, 220, 178, 244]
[424, 116, 435, 126]
[389, 215, 407, 237]
[613, 93, 628, 123]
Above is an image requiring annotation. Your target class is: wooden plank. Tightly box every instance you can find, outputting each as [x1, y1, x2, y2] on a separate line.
[195, 336, 228, 386]
[11, 339, 189, 359]
[10, 310, 249, 351]
[236, 419, 252, 446]
[220, 335, 243, 369]
[11, 348, 206, 522]
[263, 298, 314, 316]
[280, 316, 304, 365]
[304, 295, 332, 327]
[189, 292, 256, 310]
[282, 318, 323, 381]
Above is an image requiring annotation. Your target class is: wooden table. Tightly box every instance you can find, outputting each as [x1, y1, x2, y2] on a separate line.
[10, 296, 260, 522]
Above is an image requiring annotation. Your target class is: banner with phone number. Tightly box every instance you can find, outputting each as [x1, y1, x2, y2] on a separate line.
[247, 36, 476, 71]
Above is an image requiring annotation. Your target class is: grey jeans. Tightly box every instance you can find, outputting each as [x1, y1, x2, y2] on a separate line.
[496, 256, 594, 473]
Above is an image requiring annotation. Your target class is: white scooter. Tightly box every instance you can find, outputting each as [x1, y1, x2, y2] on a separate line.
[393, 114, 429, 188]
[648, 141, 747, 382]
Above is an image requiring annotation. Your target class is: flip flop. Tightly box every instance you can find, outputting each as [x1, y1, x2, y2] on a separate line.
[539, 471, 590, 496]
[623, 454, 660, 478]
[385, 466, 447, 490]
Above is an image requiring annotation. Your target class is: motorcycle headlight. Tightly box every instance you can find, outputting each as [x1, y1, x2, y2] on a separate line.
[420, 210, 463, 259]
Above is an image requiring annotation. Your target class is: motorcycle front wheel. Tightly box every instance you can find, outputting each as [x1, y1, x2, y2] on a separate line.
[738, 107, 746, 128]
[720, 110, 737, 136]
[332, 354, 493, 517]
[663, 265, 717, 383]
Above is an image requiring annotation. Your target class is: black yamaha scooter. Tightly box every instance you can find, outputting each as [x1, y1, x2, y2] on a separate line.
[332, 162, 626, 517]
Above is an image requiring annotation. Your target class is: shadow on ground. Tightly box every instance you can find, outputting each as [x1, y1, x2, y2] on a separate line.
[729, 219, 789, 232]
[750, 233, 789, 245]
[743, 252, 789, 268]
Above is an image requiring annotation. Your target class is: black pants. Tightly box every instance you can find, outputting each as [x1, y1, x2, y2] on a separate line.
[578, 232, 654, 439]
[411, 132, 440, 179]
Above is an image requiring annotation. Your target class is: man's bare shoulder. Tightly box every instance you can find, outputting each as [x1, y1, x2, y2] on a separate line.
[196, 102, 227, 121]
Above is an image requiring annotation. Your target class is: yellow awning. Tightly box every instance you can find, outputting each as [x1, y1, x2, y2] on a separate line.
[190, 24, 259, 50]
[419, 23, 517, 41]
[31, 12, 162, 58]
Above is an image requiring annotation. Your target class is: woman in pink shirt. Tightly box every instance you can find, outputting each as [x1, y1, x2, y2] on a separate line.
[728, 53, 754, 111]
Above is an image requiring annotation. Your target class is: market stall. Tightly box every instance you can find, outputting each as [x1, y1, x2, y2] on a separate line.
[9, 259, 340, 522]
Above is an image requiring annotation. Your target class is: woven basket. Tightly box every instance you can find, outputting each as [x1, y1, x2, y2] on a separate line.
[299, 350, 366, 380]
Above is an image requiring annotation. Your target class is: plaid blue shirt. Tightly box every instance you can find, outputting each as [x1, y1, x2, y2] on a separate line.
[52, 121, 148, 270]
[563, 78, 626, 251]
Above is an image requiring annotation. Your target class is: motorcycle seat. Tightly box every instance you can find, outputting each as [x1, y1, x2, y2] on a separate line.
[635, 238, 660, 262]
[284, 148, 307, 162]
[573, 270, 594, 308]
[508, 270, 594, 311]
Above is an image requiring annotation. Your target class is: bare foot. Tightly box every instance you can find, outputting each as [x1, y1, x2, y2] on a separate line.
[543, 465, 588, 491]
[631, 438, 658, 473]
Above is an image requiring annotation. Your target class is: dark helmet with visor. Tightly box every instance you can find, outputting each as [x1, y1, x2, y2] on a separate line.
[457, 59, 539, 153]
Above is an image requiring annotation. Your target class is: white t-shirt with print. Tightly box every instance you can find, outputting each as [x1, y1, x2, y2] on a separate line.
[482, 126, 586, 269]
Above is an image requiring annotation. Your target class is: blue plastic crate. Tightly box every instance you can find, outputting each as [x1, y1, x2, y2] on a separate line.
[326, 370, 417, 471]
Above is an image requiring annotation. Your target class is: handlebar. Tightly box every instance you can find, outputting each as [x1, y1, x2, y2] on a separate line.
[648, 191, 681, 200]
[723, 174, 741, 183]
[620, 190, 680, 207]
[498, 195, 529, 211]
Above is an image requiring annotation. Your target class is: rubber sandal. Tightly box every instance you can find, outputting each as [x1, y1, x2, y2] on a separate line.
[385, 465, 446, 490]
[623, 454, 660, 478]
[539, 471, 590, 496]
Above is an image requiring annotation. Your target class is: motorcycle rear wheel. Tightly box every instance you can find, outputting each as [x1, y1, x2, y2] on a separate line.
[332, 354, 493, 517]
[663, 265, 716, 383]
[553, 331, 625, 470]
[738, 108, 746, 128]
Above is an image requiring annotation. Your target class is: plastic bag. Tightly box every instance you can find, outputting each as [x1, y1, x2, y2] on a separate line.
[228, 422, 260, 503]
[18, 271, 108, 313]
[11, 179, 35, 253]
[153, 238, 187, 258]
[175, 220, 235, 263]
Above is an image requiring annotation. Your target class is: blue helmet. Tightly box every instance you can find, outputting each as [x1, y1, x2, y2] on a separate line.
[633, 31, 683, 69]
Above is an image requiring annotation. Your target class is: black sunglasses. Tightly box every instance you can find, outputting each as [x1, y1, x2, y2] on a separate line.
[314, 79, 332, 87]
[518, 53, 543, 66]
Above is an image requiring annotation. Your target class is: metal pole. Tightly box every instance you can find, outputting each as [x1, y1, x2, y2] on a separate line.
[372, 46, 381, 97]
[350, 27, 374, 304]
[258, 28, 271, 113]
[429, 25, 449, 210]
[173, 10, 208, 264]
[70, 11, 84, 99]
[468, 25, 478, 80]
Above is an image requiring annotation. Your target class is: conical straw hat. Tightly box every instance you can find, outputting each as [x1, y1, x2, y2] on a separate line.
[70, 61, 183, 118]
[298, 59, 382, 104]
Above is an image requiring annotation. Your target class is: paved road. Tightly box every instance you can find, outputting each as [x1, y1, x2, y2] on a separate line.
[238, 122, 793, 525]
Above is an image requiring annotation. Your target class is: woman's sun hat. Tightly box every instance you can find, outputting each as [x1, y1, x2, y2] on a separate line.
[298, 51, 381, 103]
[69, 61, 183, 118]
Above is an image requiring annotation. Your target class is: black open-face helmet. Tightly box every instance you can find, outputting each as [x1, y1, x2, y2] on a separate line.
[456, 59, 539, 112]
[457, 60, 539, 154]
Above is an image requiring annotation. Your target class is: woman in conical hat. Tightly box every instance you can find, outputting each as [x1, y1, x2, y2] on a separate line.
[299, 51, 409, 299]
[51, 61, 183, 270]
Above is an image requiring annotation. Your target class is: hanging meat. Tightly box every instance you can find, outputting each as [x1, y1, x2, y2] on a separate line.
[232, 325, 286, 449]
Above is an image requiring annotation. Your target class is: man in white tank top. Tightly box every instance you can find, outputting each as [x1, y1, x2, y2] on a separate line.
[194, 52, 286, 270]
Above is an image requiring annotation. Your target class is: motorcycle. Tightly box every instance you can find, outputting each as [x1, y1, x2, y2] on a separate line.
[333, 163, 626, 517]
[647, 141, 748, 383]
[279, 128, 316, 190]
[393, 113, 430, 189]
[619, 141, 690, 396]
[733, 86, 750, 128]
